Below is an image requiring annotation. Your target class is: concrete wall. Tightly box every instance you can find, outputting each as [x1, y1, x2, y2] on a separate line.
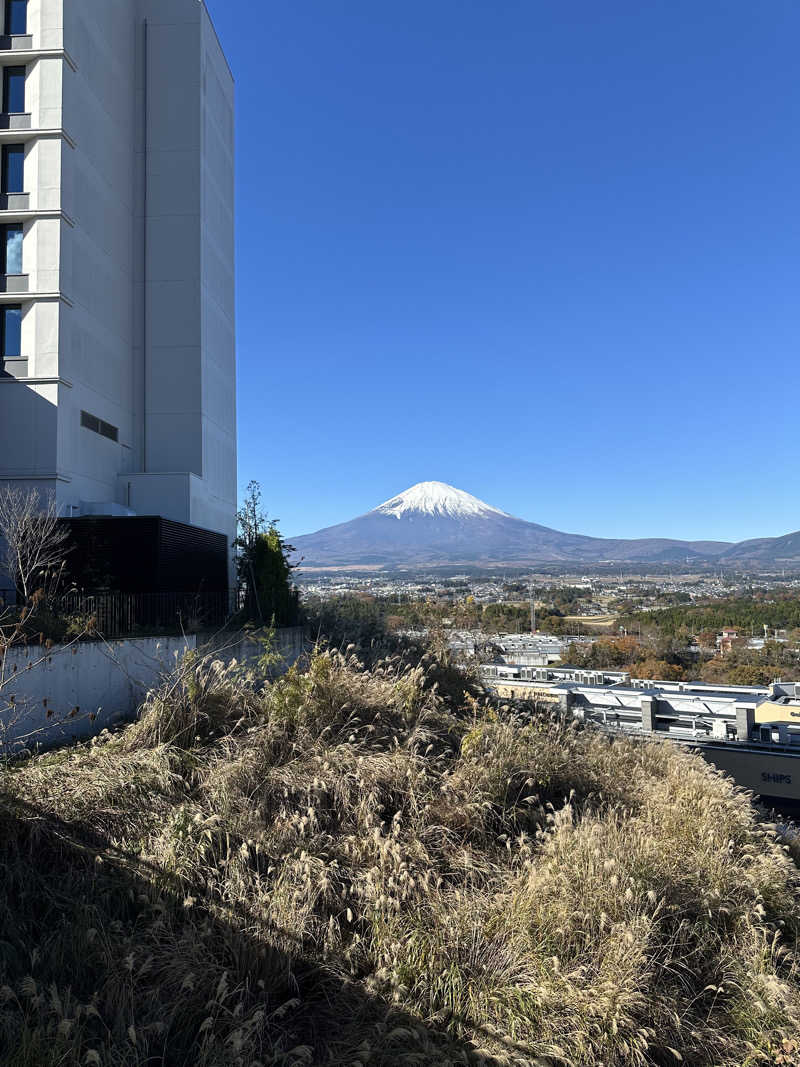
[198, 4, 236, 554]
[131, 0, 237, 562]
[0, 626, 308, 755]
[139, 0, 203, 482]
[1, 633, 196, 753]
[212, 627, 309, 678]
[60, 0, 138, 505]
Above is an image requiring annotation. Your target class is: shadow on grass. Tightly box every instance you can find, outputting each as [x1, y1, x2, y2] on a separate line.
[0, 792, 541, 1066]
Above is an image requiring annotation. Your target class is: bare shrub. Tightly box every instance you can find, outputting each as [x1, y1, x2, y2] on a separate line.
[0, 486, 69, 606]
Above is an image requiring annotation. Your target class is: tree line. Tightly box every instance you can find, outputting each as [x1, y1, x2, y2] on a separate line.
[624, 596, 800, 639]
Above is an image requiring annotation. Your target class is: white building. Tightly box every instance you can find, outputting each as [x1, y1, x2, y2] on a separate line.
[0, 0, 236, 575]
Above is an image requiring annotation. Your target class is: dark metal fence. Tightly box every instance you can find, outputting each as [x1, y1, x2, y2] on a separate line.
[55, 591, 234, 638]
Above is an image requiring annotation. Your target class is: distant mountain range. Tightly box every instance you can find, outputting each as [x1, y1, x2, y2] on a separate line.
[290, 481, 800, 571]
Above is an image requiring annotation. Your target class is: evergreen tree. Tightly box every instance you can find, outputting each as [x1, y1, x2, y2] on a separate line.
[234, 481, 299, 627]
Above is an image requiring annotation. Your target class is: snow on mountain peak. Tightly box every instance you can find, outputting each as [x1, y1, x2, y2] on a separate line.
[373, 481, 509, 520]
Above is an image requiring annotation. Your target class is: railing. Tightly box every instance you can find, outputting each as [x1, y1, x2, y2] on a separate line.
[55, 591, 234, 638]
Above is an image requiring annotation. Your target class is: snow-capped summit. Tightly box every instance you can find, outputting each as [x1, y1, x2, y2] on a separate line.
[373, 481, 509, 520]
[290, 482, 735, 571]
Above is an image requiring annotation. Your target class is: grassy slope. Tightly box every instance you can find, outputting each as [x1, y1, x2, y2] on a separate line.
[1, 645, 800, 1066]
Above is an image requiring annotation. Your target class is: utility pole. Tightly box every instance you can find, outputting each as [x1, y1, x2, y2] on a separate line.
[530, 583, 536, 634]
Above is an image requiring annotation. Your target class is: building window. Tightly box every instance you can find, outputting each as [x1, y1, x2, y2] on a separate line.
[4, 0, 26, 35]
[1, 303, 21, 358]
[81, 410, 119, 443]
[1, 223, 22, 274]
[3, 66, 25, 114]
[1, 144, 23, 192]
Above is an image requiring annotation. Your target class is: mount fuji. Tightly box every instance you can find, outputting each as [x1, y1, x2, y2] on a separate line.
[289, 481, 738, 570]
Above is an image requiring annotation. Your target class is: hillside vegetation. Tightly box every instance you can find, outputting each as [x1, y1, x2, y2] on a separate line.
[1, 642, 800, 1065]
[625, 596, 800, 638]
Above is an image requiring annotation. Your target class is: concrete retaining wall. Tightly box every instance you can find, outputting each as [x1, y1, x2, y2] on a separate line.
[0, 626, 308, 755]
[1, 635, 197, 754]
[210, 626, 307, 677]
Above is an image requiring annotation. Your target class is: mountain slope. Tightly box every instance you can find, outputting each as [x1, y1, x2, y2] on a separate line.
[290, 481, 734, 569]
[718, 530, 800, 564]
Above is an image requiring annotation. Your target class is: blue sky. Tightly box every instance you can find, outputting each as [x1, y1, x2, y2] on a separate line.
[206, 0, 800, 543]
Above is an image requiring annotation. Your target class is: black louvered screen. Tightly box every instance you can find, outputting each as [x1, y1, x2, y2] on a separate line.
[60, 517, 229, 595]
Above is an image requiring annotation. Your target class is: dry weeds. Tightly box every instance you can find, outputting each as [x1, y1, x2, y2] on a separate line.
[0, 644, 799, 1065]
